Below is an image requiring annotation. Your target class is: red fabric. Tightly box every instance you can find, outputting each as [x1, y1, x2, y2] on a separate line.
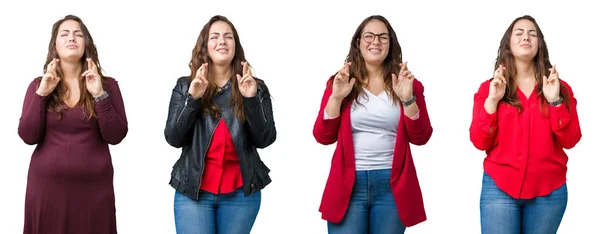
[470, 79, 581, 199]
[200, 118, 243, 194]
[313, 76, 433, 227]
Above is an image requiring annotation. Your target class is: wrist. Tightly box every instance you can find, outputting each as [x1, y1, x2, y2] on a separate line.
[401, 95, 416, 106]
[329, 96, 344, 103]
[36, 89, 50, 97]
[92, 90, 106, 98]
[548, 97, 563, 106]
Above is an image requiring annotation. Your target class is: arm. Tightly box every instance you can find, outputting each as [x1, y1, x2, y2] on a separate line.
[403, 79, 433, 145]
[95, 78, 128, 145]
[313, 77, 343, 145]
[18, 78, 48, 145]
[549, 81, 581, 149]
[469, 80, 499, 151]
[243, 80, 277, 148]
[164, 77, 202, 148]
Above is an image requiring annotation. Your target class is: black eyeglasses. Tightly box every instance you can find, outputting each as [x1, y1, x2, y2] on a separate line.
[362, 32, 390, 44]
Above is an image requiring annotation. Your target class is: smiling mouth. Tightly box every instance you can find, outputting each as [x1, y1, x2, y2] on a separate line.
[368, 48, 382, 53]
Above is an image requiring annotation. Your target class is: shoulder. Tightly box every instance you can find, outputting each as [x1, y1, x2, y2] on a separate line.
[559, 79, 574, 94]
[476, 79, 493, 93]
[29, 77, 42, 86]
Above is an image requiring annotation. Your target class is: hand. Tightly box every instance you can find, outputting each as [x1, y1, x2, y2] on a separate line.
[36, 59, 61, 96]
[237, 61, 257, 98]
[83, 58, 104, 97]
[331, 62, 356, 100]
[392, 61, 414, 101]
[543, 65, 560, 102]
[188, 63, 209, 100]
[488, 65, 507, 103]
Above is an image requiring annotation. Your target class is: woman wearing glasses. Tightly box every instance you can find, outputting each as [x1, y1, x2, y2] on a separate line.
[313, 15, 433, 233]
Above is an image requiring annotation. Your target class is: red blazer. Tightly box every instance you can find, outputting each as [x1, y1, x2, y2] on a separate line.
[313, 76, 433, 227]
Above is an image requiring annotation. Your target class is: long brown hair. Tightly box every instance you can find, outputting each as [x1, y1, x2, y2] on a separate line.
[494, 15, 570, 113]
[337, 15, 403, 106]
[189, 15, 262, 122]
[42, 15, 106, 119]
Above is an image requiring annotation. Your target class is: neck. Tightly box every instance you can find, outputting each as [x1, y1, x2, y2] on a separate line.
[213, 64, 231, 83]
[514, 58, 535, 81]
[60, 60, 83, 81]
[365, 62, 384, 81]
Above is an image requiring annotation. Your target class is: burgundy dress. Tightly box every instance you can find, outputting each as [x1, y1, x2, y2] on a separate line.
[18, 77, 128, 234]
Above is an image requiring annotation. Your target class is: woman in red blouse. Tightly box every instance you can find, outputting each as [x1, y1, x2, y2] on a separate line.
[313, 15, 433, 233]
[165, 15, 276, 234]
[470, 15, 581, 234]
[18, 15, 128, 234]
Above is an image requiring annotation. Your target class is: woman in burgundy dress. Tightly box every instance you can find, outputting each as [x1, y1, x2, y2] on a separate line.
[17, 15, 128, 234]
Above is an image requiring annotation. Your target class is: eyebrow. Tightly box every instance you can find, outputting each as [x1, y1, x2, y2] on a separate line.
[364, 31, 390, 35]
[514, 28, 537, 33]
[60, 29, 83, 33]
[210, 32, 233, 35]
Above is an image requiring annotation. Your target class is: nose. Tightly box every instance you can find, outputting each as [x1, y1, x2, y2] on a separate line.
[217, 35, 226, 45]
[372, 35, 382, 45]
[522, 33, 530, 41]
[67, 33, 76, 42]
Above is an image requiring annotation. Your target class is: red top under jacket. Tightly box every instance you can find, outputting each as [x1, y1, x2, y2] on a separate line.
[200, 118, 243, 194]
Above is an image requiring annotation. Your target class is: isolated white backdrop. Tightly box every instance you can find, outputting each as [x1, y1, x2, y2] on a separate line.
[0, 0, 598, 233]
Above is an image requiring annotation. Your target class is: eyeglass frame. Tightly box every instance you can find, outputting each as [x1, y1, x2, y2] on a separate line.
[361, 32, 391, 44]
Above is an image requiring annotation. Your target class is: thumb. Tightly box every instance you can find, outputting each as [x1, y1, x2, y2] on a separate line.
[542, 76, 548, 86]
[392, 74, 398, 87]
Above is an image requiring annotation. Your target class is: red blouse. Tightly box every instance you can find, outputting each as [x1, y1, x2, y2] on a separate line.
[470, 79, 581, 199]
[200, 118, 243, 194]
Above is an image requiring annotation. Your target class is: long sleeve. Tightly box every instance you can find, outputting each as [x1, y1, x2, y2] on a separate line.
[549, 81, 581, 149]
[469, 80, 498, 151]
[403, 79, 433, 145]
[95, 78, 128, 145]
[243, 80, 277, 149]
[18, 78, 48, 145]
[164, 77, 202, 148]
[313, 77, 342, 145]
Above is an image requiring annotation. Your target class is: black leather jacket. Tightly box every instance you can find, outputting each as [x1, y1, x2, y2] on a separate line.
[164, 77, 276, 199]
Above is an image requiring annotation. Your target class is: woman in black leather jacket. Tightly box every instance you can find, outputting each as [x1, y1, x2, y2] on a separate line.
[164, 15, 276, 234]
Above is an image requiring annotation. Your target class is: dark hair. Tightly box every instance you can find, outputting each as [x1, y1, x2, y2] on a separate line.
[494, 15, 570, 113]
[337, 15, 403, 106]
[42, 14, 106, 119]
[189, 15, 265, 122]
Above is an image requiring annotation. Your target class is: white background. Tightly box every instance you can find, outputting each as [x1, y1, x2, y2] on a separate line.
[1, 0, 598, 233]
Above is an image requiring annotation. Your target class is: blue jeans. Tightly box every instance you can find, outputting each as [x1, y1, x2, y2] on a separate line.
[480, 172, 567, 234]
[174, 188, 261, 234]
[328, 169, 406, 234]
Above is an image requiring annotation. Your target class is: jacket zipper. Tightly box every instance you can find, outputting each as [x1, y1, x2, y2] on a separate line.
[258, 94, 267, 122]
[196, 117, 220, 199]
[176, 96, 189, 123]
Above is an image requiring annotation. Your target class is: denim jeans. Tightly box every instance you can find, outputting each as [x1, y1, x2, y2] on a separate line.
[327, 169, 406, 234]
[174, 188, 261, 234]
[480, 172, 568, 234]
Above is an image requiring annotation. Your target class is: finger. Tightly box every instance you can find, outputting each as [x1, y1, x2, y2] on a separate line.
[202, 63, 208, 78]
[542, 76, 549, 86]
[239, 76, 249, 85]
[348, 78, 356, 87]
[87, 58, 93, 71]
[399, 61, 408, 74]
[344, 62, 351, 73]
[82, 70, 92, 77]
[401, 70, 410, 78]
[392, 73, 398, 87]
[236, 74, 243, 83]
